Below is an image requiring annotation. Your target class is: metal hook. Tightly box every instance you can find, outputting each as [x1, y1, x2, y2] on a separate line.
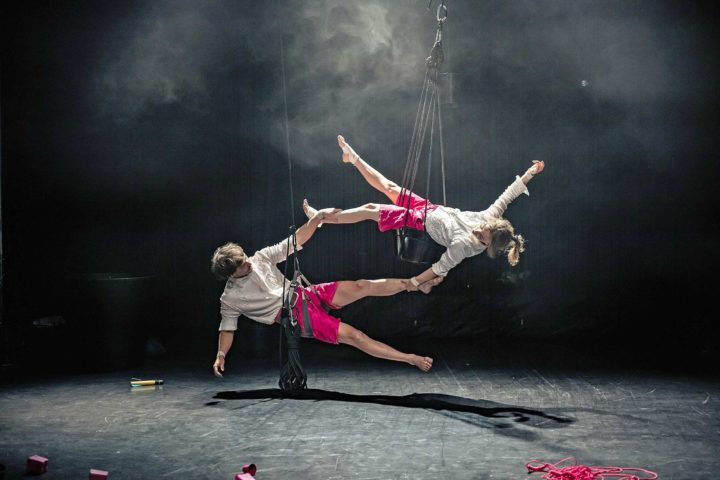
[436, 2, 447, 23]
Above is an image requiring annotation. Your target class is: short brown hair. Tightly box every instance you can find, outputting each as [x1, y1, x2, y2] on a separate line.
[210, 242, 247, 280]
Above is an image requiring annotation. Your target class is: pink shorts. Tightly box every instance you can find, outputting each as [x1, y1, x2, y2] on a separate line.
[279, 282, 342, 344]
[377, 191, 439, 232]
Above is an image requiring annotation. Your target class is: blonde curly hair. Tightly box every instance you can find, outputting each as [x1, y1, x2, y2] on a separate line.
[483, 218, 525, 266]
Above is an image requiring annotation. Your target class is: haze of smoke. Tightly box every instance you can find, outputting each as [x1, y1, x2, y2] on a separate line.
[91, 1, 435, 165]
[91, 0, 707, 173]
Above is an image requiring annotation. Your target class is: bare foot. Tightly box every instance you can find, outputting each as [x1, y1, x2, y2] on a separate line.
[411, 355, 434, 372]
[303, 198, 323, 227]
[419, 276, 444, 294]
[337, 135, 360, 164]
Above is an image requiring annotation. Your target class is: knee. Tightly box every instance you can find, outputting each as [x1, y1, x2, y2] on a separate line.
[339, 325, 368, 345]
[385, 181, 400, 193]
[352, 279, 373, 292]
[348, 328, 368, 345]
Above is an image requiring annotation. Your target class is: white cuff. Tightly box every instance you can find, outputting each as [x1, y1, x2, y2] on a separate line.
[515, 175, 530, 196]
[342, 146, 358, 165]
[431, 263, 448, 277]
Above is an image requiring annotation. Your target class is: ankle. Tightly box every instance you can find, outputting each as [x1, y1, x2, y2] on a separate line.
[343, 151, 360, 165]
[340, 141, 359, 165]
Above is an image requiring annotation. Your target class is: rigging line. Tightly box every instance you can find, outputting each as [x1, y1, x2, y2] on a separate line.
[280, 36, 295, 227]
[401, 74, 428, 186]
[401, 0, 448, 211]
[424, 79, 438, 205]
[413, 77, 433, 157]
[400, 76, 432, 227]
[280, 230, 292, 371]
[400, 72, 431, 207]
[402, 79, 430, 208]
[437, 85, 447, 205]
[409, 80, 437, 201]
[407, 87, 432, 205]
[413, 77, 435, 164]
[410, 79, 432, 186]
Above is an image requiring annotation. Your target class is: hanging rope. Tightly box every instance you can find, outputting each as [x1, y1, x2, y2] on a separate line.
[435, 0, 448, 207]
[278, 36, 312, 396]
[395, 1, 448, 264]
[279, 230, 307, 394]
[280, 37, 295, 227]
[399, 0, 447, 214]
[437, 85, 447, 206]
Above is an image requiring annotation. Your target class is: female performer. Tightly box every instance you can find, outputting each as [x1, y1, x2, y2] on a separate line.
[304, 135, 545, 292]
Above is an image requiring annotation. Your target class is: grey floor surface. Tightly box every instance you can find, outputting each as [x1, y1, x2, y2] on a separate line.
[1, 341, 718, 479]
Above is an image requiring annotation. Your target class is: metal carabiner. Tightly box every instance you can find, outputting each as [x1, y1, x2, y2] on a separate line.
[436, 2, 447, 23]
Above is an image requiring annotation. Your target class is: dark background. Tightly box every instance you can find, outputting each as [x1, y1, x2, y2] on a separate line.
[2, 0, 719, 367]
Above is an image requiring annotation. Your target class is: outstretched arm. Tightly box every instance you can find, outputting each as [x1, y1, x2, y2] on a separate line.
[485, 160, 545, 218]
[256, 207, 339, 265]
[213, 330, 235, 377]
[407, 242, 467, 292]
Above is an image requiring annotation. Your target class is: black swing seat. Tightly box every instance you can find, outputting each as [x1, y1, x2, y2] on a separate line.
[396, 227, 445, 264]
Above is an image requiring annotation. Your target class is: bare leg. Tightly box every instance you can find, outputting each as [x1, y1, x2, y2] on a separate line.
[331, 279, 409, 307]
[338, 135, 402, 204]
[304, 200, 380, 225]
[337, 323, 433, 372]
[331, 279, 433, 371]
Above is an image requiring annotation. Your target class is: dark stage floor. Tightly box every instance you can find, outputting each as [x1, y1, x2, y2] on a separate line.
[1, 340, 718, 479]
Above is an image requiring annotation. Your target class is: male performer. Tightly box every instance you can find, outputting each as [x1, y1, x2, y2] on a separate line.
[210, 207, 433, 377]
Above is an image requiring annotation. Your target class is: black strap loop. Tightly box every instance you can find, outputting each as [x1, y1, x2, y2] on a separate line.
[396, 1, 448, 264]
[278, 311, 306, 395]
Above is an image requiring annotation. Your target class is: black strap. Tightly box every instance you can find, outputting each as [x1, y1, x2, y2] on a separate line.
[299, 288, 314, 339]
[278, 310, 306, 395]
[279, 228, 311, 394]
[278, 38, 313, 393]
[398, 3, 448, 230]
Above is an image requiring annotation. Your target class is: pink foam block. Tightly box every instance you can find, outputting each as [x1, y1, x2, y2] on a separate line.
[234, 463, 257, 480]
[89, 468, 109, 479]
[26, 455, 48, 475]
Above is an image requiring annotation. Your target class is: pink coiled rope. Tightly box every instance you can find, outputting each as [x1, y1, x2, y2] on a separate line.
[526, 457, 658, 480]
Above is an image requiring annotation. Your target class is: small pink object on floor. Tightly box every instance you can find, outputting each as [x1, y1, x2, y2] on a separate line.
[526, 457, 657, 479]
[89, 468, 109, 479]
[234, 463, 257, 480]
[26, 455, 48, 475]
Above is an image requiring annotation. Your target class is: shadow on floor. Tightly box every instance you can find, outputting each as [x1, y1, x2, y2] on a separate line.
[210, 388, 574, 428]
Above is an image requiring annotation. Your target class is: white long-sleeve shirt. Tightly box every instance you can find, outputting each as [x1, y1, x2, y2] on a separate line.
[218, 237, 301, 331]
[425, 176, 529, 276]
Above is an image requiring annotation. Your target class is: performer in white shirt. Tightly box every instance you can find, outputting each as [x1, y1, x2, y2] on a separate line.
[210, 207, 433, 377]
[304, 135, 545, 292]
